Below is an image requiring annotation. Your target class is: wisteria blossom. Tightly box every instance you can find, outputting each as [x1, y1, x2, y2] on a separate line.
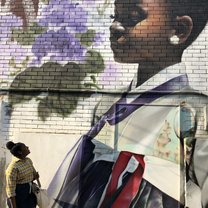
[30, 0, 91, 65]
[31, 28, 86, 65]
[37, 0, 87, 33]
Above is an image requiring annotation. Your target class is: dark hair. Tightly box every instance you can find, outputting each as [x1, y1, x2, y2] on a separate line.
[6, 141, 24, 158]
[171, 0, 208, 47]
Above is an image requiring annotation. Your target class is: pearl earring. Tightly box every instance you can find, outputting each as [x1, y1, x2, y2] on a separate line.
[170, 35, 179, 45]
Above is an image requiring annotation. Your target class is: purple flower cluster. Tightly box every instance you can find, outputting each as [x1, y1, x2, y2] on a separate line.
[31, 0, 89, 64]
[0, 14, 28, 81]
[32, 28, 85, 64]
[38, 0, 87, 33]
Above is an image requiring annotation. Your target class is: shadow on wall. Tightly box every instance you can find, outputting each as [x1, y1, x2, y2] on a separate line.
[8, 52, 104, 121]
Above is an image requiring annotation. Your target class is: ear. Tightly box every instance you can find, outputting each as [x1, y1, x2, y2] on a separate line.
[175, 16, 193, 44]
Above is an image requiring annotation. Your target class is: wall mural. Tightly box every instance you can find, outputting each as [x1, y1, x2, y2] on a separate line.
[1, 0, 208, 208]
[1, 0, 114, 120]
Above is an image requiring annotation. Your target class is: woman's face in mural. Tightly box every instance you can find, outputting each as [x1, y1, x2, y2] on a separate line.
[110, 0, 174, 63]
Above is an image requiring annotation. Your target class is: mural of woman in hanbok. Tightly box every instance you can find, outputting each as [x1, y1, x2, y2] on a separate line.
[48, 0, 208, 207]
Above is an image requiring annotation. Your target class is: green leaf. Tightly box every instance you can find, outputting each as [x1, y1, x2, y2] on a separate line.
[84, 50, 105, 73]
[11, 22, 46, 46]
[9, 56, 30, 76]
[90, 75, 96, 83]
[10, 69, 22, 76]
[84, 82, 101, 90]
[9, 57, 16, 68]
[38, 97, 51, 121]
[41, 0, 49, 4]
[79, 29, 96, 47]
[37, 94, 79, 120]
[21, 56, 30, 68]
[75, 33, 82, 39]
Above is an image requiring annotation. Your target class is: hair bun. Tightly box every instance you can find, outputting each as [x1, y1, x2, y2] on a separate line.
[6, 141, 15, 150]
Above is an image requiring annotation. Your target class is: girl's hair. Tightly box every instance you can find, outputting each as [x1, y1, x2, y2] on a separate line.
[6, 141, 24, 158]
[171, 0, 208, 47]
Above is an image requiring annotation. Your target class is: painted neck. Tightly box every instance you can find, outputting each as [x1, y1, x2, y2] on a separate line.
[136, 57, 182, 87]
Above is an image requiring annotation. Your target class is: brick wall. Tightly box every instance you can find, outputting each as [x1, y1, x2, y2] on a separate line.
[0, 0, 208, 193]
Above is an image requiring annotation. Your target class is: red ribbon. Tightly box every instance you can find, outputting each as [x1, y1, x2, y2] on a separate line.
[101, 151, 145, 208]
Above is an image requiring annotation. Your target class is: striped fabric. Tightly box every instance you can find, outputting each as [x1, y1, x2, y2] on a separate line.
[5, 157, 36, 197]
